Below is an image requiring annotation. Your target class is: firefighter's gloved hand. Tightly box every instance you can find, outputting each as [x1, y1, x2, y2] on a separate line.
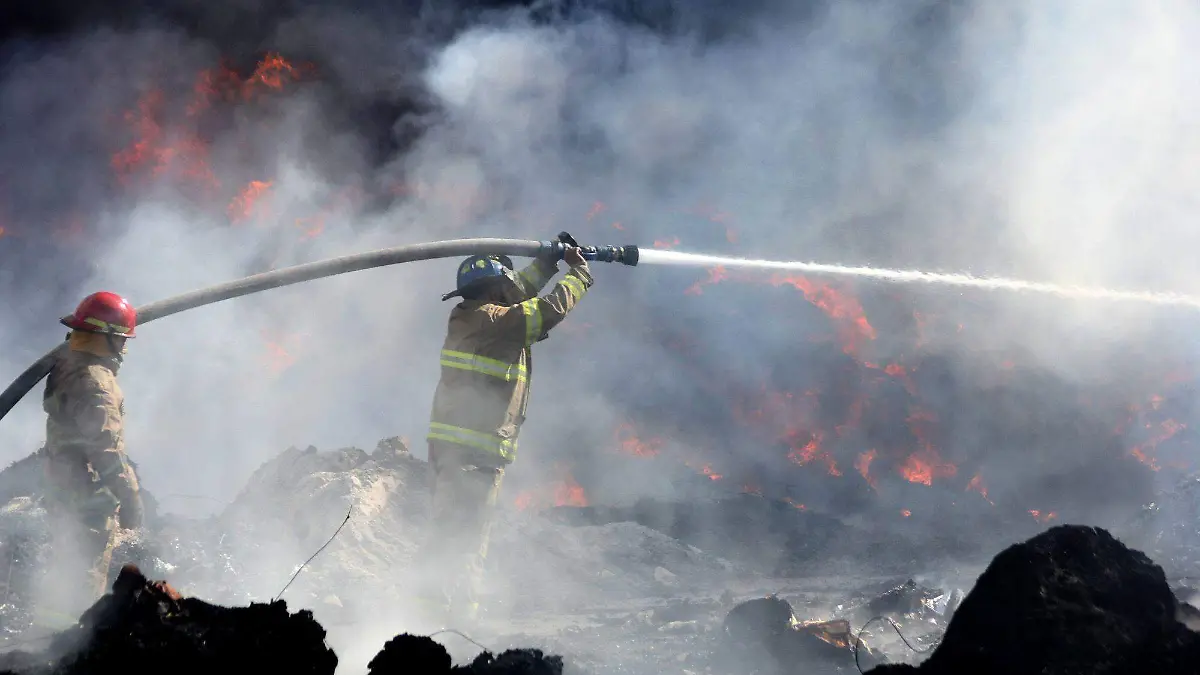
[563, 246, 587, 269]
[118, 494, 145, 529]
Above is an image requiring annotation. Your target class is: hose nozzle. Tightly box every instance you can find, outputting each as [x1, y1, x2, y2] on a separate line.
[538, 240, 640, 267]
[582, 244, 639, 266]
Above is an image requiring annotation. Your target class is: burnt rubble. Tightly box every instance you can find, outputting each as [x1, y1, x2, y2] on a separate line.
[367, 634, 563, 675]
[0, 564, 565, 675]
[716, 578, 959, 674]
[868, 525, 1200, 675]
[0, 563, 338, 675]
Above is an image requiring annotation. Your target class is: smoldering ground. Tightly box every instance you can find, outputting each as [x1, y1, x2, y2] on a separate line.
[2, 0, 1200, 659]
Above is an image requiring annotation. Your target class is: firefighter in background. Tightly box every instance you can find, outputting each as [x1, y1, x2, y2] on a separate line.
[419, 239, 593, 623]
[42, 291, 145, 603]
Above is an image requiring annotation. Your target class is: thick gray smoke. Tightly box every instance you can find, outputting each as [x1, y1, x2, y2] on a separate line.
[1, 0, 1199, 601]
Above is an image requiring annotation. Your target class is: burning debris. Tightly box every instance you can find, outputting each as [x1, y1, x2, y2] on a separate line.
[718, 595, 884, 673]
[868, 525, 1200, 675]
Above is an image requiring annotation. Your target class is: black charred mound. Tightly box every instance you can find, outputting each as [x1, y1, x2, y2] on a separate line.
[367, 634, 564, 675]
[0, 564, 338, 675]
[0, 564, 565, 675]
[868, 524, 1200, 675]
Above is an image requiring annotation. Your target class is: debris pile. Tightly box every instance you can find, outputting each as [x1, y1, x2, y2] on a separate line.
[367, 634, 563, 675]
[717, 594, 883, 674]
[0, 563, 338, 675]
[868, 525, 1200, 675]
[714, 576, 962, 674]
[0, 564, 569, 675]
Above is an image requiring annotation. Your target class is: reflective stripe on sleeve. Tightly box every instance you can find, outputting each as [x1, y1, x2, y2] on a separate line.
[517, 261, 551, 294]
[519, 299, 543, 346]
[559, 275, 587, 301]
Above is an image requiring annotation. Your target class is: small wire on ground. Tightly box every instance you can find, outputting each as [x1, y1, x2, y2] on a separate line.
[273, 505, 353, 602]
[429, 628, 493, 653]
[853, 615, 940, 675]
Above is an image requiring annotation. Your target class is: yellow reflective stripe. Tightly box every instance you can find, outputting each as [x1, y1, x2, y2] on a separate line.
[82, 317, 130, 333]
[427, 423, 515, 460]
[517, 262, 549, 294]
[559, 275, 586, 301]
[519, 299, 543, 346]
[439, 350, 527, 383]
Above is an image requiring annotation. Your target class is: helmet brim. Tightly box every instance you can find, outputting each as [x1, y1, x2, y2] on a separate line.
[61, 316, 136, 338]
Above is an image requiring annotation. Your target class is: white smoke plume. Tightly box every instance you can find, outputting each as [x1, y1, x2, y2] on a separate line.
[2, 0, 1200, 661]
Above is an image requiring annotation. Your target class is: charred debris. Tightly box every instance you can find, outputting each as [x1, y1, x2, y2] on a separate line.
[0, 564, 563, 675]
[1, 443, 1200, 673]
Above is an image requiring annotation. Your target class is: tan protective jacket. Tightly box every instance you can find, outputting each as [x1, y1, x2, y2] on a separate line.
[43, 347, 140, 511]
[427, 257, 594, 466]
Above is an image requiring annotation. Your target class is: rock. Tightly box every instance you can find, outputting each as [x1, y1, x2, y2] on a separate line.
[366, 633, 564, 675]
[372, 437, 411, 461]
[0, 563, 338, 675]
[868, 525, 1200, 675]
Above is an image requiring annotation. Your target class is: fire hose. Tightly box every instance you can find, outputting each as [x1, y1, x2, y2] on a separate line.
[0, 236, 639, 425]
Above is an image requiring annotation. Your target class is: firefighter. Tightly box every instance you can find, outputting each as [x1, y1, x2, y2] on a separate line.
[418, 239, 593, 624]
[41, 291, 144, 609]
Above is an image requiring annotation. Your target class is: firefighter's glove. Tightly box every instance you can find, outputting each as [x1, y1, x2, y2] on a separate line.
[563, 246, 588, 269]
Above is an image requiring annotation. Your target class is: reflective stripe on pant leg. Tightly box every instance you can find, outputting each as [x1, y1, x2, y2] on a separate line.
[427, 423, 515, 462]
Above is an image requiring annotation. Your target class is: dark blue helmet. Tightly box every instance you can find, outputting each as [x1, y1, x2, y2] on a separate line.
[442, 254, 517, 301]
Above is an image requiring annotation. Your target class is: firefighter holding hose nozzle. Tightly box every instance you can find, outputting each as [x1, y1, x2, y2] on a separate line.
[416, 234, 594, 625]
[40, 291, 144, 613]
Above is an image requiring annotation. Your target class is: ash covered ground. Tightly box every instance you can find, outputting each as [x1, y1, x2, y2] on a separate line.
[3, 437, 1197, 674]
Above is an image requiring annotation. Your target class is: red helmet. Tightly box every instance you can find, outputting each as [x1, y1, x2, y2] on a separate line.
[60, 291, 137, 338]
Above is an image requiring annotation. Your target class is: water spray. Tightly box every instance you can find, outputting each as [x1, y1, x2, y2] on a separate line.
[637, 249, 1200, 309]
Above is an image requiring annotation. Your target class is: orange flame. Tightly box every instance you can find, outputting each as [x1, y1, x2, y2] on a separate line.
[684, 460, 723, 481]
[770, 274, 876, 358]
[855, 450, 879, 489]
[1029, 510, 1057, 524]
[513, 466, 589, 510]
[514, 492, 534, 511]
[786, 433, 842, 476]
[966, 473, 994, 505]
[614, 422, 664, 457]
[901, 509, 912, 517]
[554, 474, 588, 507]
[228, 180, 274, 223]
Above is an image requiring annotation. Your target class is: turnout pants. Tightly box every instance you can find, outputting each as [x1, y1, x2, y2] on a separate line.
[418, 441, 504, 622]
[42, 450, 121, 606]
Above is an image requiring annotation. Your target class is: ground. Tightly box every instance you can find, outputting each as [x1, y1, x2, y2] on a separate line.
[0, 439, 1189, 674]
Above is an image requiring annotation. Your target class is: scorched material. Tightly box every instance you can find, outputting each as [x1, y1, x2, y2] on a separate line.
[868, 524, 1200, 675]
[0, 564, 338, 675]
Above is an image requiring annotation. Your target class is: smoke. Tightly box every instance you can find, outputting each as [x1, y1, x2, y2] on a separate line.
[3, 0, 1200, 658]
